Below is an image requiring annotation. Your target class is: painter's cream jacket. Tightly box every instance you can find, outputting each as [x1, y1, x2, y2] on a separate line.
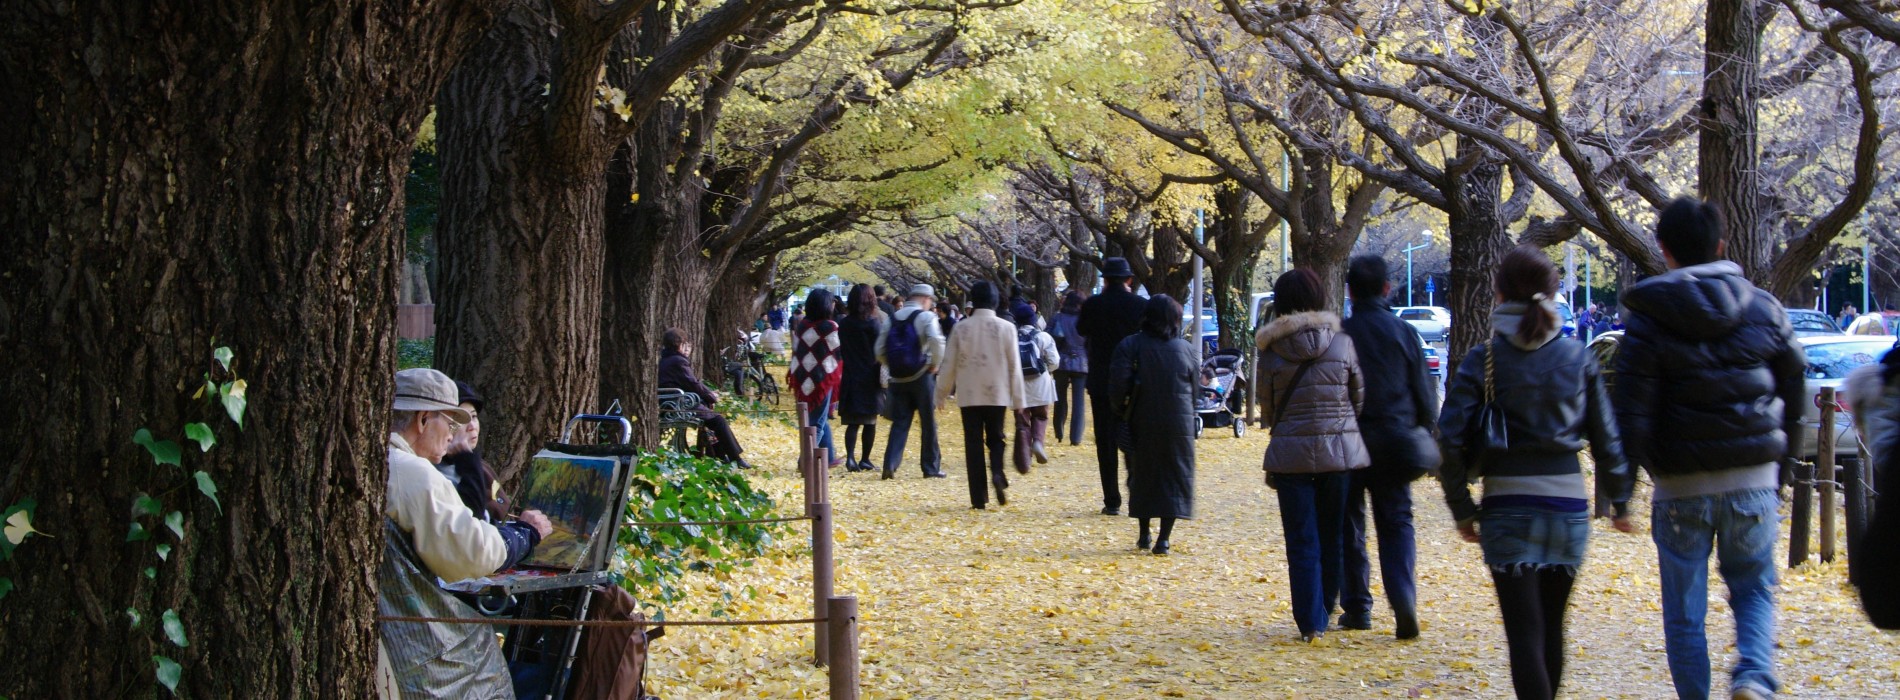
[386, 433, 505, 582]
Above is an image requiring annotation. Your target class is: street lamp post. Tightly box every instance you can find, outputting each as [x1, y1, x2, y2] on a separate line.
[1402, 237, 1431, 307]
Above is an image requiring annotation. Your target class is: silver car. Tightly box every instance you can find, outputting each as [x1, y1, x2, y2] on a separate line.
[1795, 335, 1894, 460]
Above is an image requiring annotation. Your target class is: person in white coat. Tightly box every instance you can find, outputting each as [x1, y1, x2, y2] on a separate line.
[1012, 304, 1061, 473]
[936, 281, 1029, 509]
[377, 368, 551, 699]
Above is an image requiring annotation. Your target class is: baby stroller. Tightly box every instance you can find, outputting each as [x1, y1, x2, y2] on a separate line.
[1194, 348, 1249, 438]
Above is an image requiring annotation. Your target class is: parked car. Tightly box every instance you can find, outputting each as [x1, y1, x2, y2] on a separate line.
[1794, 335, 1894, 460]
[1393, 306, 1449, 344]
[1787, 308, 1846, 338]
[1588, 330, 1892, 463]
[1247, 292, 1275, 331]
[1182, 311, 1220, 355]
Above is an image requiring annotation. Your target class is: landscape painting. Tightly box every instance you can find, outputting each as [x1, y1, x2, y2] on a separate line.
[514, 450, 619, 571]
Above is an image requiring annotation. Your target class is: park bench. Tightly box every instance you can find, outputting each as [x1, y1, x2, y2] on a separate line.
[658, 388, 707, 452]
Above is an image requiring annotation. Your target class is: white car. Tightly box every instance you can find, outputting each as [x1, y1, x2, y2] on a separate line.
[1796, 335, 1894, 462]
[1394, 306, 1450, 344]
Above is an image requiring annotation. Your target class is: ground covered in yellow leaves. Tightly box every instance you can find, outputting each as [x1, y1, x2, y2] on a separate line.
[642, 411, 1900, 698]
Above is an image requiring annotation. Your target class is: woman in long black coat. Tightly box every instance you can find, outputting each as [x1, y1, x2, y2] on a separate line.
[1108, 295, 1197, 554]
[836, 284, 888, 472]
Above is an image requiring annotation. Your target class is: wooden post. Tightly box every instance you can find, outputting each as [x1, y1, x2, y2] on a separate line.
[811, 448, 834, 666]
[797, 400, 811, 428]
[1819, 387, 1838, 563]
[1790, 457, 1813, 568]
[826, 596, 860, 700]
[1850, 441, 1871, 584]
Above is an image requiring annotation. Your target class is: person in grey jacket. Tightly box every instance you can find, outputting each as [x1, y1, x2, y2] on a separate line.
[1437, 246, 1633, 700]
[1108, 295, 1198, 555]
[1256, 269, 1368, 641]
[877, 284, 949, 479]
[1050, 289, 1090, 445]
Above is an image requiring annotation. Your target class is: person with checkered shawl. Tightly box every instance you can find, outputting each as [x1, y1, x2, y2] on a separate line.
[790, 288, 845, 467]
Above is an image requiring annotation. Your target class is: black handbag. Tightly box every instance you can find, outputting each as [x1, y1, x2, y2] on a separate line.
[1462, 339, 1508, 482]
[1403, 424, 1443, 482]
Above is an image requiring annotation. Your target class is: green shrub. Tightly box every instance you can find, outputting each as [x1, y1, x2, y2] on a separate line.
[397, 338, 434, 369]
[615, 450, 781, 614]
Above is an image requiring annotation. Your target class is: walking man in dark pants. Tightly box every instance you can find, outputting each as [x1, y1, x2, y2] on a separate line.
[1076, 258, 1148, 515]
[879, 284, 948, 478]
[1338, 255, 1437, 639]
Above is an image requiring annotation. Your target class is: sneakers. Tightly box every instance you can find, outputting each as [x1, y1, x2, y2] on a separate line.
[1732, 683, 1773, 700]
[1032, 441, 1049, 464]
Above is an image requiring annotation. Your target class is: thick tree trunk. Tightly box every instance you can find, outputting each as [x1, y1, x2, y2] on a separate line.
[1066, 248, 1101, 293]
[1701, 0, 1768, 284]
[1444, 137, 1512, 377]
[0, 1, 494, 697]
[436, 4, 607, 482]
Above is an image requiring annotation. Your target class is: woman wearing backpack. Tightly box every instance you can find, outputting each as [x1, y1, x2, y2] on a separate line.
[1255, 268, 1368, 641]
[1050, 289, 1090, 445]
[1436, 247, 1632, 700]
[1012, 304, 1060, 474]
[935, 281, 1028, 509]
[790, 288, 845, 468]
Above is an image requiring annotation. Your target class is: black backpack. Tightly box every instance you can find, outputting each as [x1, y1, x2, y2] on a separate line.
[1017, 325, 1047, 376]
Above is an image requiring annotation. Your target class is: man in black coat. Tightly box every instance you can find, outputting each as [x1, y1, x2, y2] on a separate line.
[1076, 257, 1149, 515]
[1614, 198, 1804, 700]
[658, 328, 750, 467]
[1337, 255, 1436, 639]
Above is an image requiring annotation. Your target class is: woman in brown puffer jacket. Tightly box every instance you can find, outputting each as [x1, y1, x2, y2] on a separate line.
[1255, 268, 1369, 641]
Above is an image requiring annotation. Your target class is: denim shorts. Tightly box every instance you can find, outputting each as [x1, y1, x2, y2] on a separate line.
[1478, 506, 1590, 574]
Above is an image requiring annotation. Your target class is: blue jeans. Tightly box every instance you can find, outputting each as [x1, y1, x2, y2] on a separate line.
[1652, 488, 1780, 699]
[1274, 471, 1351, 637]
[807, 392, 835, 463]
[1341, 469, 1417, 621]
[881, 377, 941, 474]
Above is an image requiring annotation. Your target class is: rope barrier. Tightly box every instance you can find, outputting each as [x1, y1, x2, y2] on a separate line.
[630, 515, 811, 527]
[377, 615, 824, 628]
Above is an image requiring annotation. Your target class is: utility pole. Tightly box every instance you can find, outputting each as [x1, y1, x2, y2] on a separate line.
[1865, 237, 1873, 314]
[1403, 235, 1431, 307]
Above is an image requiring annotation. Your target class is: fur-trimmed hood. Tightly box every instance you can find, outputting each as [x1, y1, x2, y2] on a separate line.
[1256, 311, 1342, 362]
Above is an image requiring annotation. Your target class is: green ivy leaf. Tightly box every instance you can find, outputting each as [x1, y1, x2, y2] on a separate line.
[155, 543, 171, 561]
[127, 522, 152, 542]
[183, 423, 216, 453]
[153, 654, 182, 693]
[192, 471, 222, 514]
[133, 493, 163, 518]
[132, 429, 183, 468]
[161, 608, 188, 648]
[143, 567, 157, 579]
[219, 380, 247, 428]
[213, 346, 234, 372]
[163, 511, 184, 540]
[127, 607, 142, 629]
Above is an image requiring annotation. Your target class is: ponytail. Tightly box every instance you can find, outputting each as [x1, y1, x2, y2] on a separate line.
[1496, 246, 1560, 346]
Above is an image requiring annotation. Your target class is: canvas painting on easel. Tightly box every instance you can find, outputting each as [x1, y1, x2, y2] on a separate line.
[515, 450, 620, 571]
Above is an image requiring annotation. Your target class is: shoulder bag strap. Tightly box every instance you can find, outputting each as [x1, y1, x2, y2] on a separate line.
[1271, 359, 1319, 429]
[1483, 338, 1496, 405]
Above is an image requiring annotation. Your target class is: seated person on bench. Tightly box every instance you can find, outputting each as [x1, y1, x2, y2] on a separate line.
[377, 369, 554, 698]
[659, 328, 752, 468]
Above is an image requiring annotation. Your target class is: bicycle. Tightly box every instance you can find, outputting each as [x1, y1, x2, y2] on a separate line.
[721, 330, 781, 407]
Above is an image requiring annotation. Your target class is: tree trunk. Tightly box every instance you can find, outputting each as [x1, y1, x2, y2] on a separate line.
[436, 4, 606, 481]
[1701, 0, 1768, 284]
[1444, 137, 1512, 377]
[0, 0, 495, 697]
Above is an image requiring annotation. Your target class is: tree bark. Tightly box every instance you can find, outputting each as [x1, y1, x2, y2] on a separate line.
[0, 0, 495, 697]
[436, 3, 608, 481]
[1701, 0, 1768, 284]
[1444, 136, 1513, 377]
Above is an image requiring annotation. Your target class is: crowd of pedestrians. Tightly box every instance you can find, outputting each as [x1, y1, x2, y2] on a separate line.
[740, 195, 1900, 700]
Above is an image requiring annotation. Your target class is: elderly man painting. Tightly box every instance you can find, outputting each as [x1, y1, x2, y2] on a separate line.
[377, 368, 552, 699]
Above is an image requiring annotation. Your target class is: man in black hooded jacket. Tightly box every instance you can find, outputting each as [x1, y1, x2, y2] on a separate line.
[1614, 198, 1804, 700]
